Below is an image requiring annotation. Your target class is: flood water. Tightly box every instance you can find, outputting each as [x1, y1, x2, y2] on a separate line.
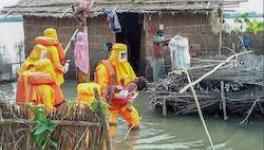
[0, 81, 263, 150]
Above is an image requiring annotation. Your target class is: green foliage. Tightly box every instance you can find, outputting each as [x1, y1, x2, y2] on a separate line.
[30, 107, 57, 150]
[239, 12, 264, 33]
[240, 12, 250, 20]
[247, 20, 264, 33]
[90, 100, 110, 118]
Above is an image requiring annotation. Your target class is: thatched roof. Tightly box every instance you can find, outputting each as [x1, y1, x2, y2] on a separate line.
[3, 0, 246, 17]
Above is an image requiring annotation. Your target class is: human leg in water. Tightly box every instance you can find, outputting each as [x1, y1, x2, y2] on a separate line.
[118, 106, 140, 129]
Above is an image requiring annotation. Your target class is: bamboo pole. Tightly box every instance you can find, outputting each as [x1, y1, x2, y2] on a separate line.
[191, 58, 237, 63]
[240, 98, 260, 124]
[218, 2, 224, 55]
[185, 70, 215, 150]
[64, 29, 79, 54]
[76, 0, 96, 83]
[82, 7, 90, 82]
[179, 51, 252, 94]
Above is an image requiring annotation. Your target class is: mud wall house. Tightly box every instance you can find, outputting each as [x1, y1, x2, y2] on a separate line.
[3, 0, 245, 79]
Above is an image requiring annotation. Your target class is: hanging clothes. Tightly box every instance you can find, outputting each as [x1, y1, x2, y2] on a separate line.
[103, 10, 121, 33]
[168, 35, 190, 70]
[74, 32, 89, 74]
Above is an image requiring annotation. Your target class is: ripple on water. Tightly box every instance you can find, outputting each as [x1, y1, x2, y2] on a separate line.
[114, 120, 206, 150]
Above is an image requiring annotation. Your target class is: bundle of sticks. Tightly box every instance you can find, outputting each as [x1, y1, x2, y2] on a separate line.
[148, 53, 264, 121]
[0, 99, 110, 150]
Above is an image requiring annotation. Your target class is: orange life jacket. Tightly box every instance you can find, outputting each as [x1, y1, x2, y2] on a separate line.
[94, 60, 117, 85]
[16, 72, 64, 106]
[28, 72, 64, 106]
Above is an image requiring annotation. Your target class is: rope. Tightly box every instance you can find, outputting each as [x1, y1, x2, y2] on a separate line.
[185, 70, 215, 150]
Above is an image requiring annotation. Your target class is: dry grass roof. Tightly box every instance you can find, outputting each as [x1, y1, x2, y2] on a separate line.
[3, 0, 246, 17]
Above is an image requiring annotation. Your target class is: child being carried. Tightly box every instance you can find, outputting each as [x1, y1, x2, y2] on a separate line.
[105, 82, 138, 110]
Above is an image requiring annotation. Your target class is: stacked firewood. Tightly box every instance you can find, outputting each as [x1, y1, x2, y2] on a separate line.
[149, 54, 264, 120]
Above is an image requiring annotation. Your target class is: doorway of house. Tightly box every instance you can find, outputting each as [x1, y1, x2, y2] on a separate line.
[116, 13, 142, 75]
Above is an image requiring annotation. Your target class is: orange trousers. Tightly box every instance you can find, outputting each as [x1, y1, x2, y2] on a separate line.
[110, 104, 140, 128]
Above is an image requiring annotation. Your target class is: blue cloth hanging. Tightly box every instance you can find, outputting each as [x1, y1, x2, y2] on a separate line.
[103, 10, 122, 33]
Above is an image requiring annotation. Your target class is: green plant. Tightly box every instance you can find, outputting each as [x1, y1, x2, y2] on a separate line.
[31, 107, 57, 150]
[90, 100, 110, 118]
[239, 12, 264, 33]
[247, 20, 264, 33]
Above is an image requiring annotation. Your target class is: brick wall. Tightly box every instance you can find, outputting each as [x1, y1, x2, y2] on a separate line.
[23, 15, 115, 80]
[86, 16, 115, 78]
[142, 12, 219, 57]
[25, 13, 259, 80]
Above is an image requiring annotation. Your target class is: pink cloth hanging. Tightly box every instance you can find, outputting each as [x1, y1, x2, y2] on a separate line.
[74, 32, 89, 73]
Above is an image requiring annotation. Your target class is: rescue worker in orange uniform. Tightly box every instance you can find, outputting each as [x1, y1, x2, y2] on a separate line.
[16, 45, 65, 114]
[94, 43, 140, 128]
[35, 28, 66, 86]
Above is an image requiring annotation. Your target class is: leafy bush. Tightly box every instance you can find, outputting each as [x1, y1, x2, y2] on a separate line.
[90, 100, 110, 118]
[30, 106, 57, 150]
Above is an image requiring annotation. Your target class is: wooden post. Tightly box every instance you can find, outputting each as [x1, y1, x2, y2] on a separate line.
[221, 81, 228, 120]
[162, 99, 167, 117]
[74, 0, 95, 83]
[218, 2, 224, 55]
[83, 11, 90, 81]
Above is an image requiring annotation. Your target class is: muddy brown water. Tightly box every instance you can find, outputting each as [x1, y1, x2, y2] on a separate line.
[0, 81, 263, 150]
